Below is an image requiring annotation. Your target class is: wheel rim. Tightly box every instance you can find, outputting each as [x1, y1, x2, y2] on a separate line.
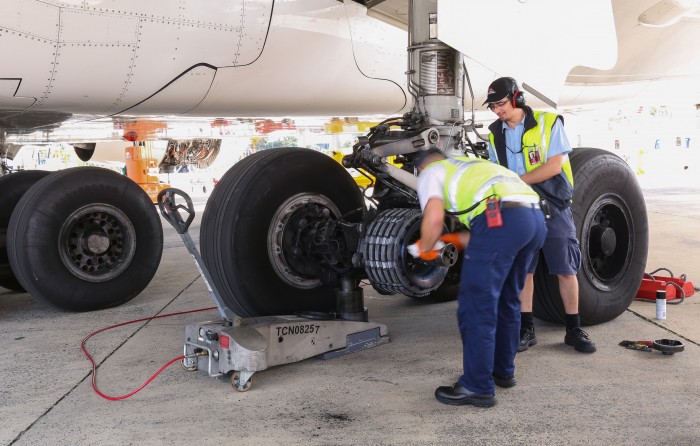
[58, 204, 136, 282]
[267, 193, 341, 289]
[580, 194, 633, 290]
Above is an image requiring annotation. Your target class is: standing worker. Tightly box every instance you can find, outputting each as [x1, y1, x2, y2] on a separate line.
[410, 149, 546, 407]
[483, 76, 596, 353]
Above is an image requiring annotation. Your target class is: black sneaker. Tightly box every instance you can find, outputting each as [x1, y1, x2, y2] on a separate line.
[517, 327, 537, 352]
[565, 327, 597, 353]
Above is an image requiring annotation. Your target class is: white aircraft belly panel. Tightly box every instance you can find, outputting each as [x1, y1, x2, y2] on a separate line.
[0, 79, 21, 98]
[126, 65, 216, 114]
[2, 37, 58, 107]
[0, 0, 60, 41]
[58, 8, 139, 44]
[0, 80, 35, 111]
[188, 0, 407, 116]
[192, 46, 406, 116]
[46, 44, 137, 113]
[65, 0, 272, 66]
[346, 1, 407, 83]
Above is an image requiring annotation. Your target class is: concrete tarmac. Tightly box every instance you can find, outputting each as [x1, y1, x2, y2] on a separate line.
[1, 174, 699, 446]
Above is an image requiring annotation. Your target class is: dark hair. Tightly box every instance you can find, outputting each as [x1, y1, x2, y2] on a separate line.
[414, 148, 444, 168]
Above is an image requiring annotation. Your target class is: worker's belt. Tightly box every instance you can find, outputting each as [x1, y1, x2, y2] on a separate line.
[501, 201, 540, 210]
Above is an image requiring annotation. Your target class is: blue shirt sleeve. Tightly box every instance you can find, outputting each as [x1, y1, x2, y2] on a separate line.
[547, 119, 572, 158]
[487, 141, 497, 163]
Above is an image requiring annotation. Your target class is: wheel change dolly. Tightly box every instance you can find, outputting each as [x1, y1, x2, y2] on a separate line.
[157, 189, 390, 392]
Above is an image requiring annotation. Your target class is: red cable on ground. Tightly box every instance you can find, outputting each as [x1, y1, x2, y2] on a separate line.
[81, 306, 216, 401]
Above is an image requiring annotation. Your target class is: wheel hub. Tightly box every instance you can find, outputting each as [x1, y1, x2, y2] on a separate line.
[268, 193, 341, 289]
[592, 226, 617, 257]
[583, 198, 632, 284]
[84, 231, 111, 255]
[59, 205, 136, 282]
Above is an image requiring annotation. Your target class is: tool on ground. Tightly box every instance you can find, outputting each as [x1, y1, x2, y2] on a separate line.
[636, 268, 696, 305]
[157, 188, 389, 392]
[619, 339, 684, 355]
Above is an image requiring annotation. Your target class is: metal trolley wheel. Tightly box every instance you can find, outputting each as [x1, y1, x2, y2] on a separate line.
[181, 359, 197, 372]
[231, 371, 253, 392]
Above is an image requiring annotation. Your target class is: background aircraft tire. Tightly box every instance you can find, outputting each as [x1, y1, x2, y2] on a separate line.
[533, 147, 648, 325]
[200, 148, 365, 317]
[7, 167, 163, 311]
[0, 170, 52, 291]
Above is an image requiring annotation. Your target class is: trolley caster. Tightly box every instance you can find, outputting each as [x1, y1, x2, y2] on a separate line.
[231, 371, 254, 392]
[181, 358, 197, 371]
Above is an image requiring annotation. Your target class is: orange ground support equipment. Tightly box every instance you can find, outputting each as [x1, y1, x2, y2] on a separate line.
[636, 268, 695, 303]
[125, 145, 169, 203]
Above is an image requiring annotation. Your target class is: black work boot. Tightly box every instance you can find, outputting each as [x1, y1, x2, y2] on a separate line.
[517, 326, 537, 352]
[434, 383, 496, 407]
[493, 373, 516, 388]
[565, 327, 597, 353]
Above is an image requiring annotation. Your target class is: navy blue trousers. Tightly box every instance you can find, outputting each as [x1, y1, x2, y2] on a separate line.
[457, 207, 546, 395]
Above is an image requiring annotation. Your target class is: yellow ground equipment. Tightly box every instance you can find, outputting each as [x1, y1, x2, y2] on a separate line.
[331, 150, 401, 190]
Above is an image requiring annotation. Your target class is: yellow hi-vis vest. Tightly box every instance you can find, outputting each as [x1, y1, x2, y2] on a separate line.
[434, 157, 539, 229]
[521, 111, 574, 187]
[489, 110, 574, 208]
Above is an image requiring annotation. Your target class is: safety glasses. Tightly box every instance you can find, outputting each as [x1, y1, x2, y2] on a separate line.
[487, 97, 510, 111]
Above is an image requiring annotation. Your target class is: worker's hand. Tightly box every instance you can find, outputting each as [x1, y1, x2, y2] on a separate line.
[440, 232, 470, 251]
[407, 239, 445, 260]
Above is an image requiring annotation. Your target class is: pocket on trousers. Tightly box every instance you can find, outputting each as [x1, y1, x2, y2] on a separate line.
[568, 236, 582, 271]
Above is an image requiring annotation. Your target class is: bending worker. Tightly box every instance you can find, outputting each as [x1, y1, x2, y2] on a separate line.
[410, 149, 546, 407]
[483, 76, 596, 353]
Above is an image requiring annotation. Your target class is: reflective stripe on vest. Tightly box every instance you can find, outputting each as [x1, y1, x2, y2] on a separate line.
[523, 111, 574, 188]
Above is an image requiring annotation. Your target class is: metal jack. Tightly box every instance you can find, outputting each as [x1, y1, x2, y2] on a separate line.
[158, 189, 389, 392]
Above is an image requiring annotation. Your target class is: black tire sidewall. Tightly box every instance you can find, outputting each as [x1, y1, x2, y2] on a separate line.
[201, 148, 364, 317]
[0, 171, 52, 291]
[571, 150, 648, 324]
[533, 148, 648, 325]
[8, 167, 163, 311]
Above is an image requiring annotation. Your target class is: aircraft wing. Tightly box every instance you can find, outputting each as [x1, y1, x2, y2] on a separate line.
[364, 0, 700, 108]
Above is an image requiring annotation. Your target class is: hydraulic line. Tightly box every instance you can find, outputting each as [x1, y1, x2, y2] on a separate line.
[81, 306, 216, 401]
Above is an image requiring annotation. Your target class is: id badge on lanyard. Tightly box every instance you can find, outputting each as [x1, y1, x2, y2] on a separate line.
[526, 145, 543, 165]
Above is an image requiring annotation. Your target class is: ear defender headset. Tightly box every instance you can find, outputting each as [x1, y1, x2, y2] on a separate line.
[506, 77, 526, 108]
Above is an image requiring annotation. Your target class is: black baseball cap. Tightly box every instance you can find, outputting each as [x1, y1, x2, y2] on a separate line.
[483, 77, 518, 105]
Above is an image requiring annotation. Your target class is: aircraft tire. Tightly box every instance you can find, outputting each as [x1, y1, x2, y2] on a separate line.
[7, 167, 163, 311]
[0, 170, 52, 291]
[200, 148, 365, 317]
[533, 147, 648, 325]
